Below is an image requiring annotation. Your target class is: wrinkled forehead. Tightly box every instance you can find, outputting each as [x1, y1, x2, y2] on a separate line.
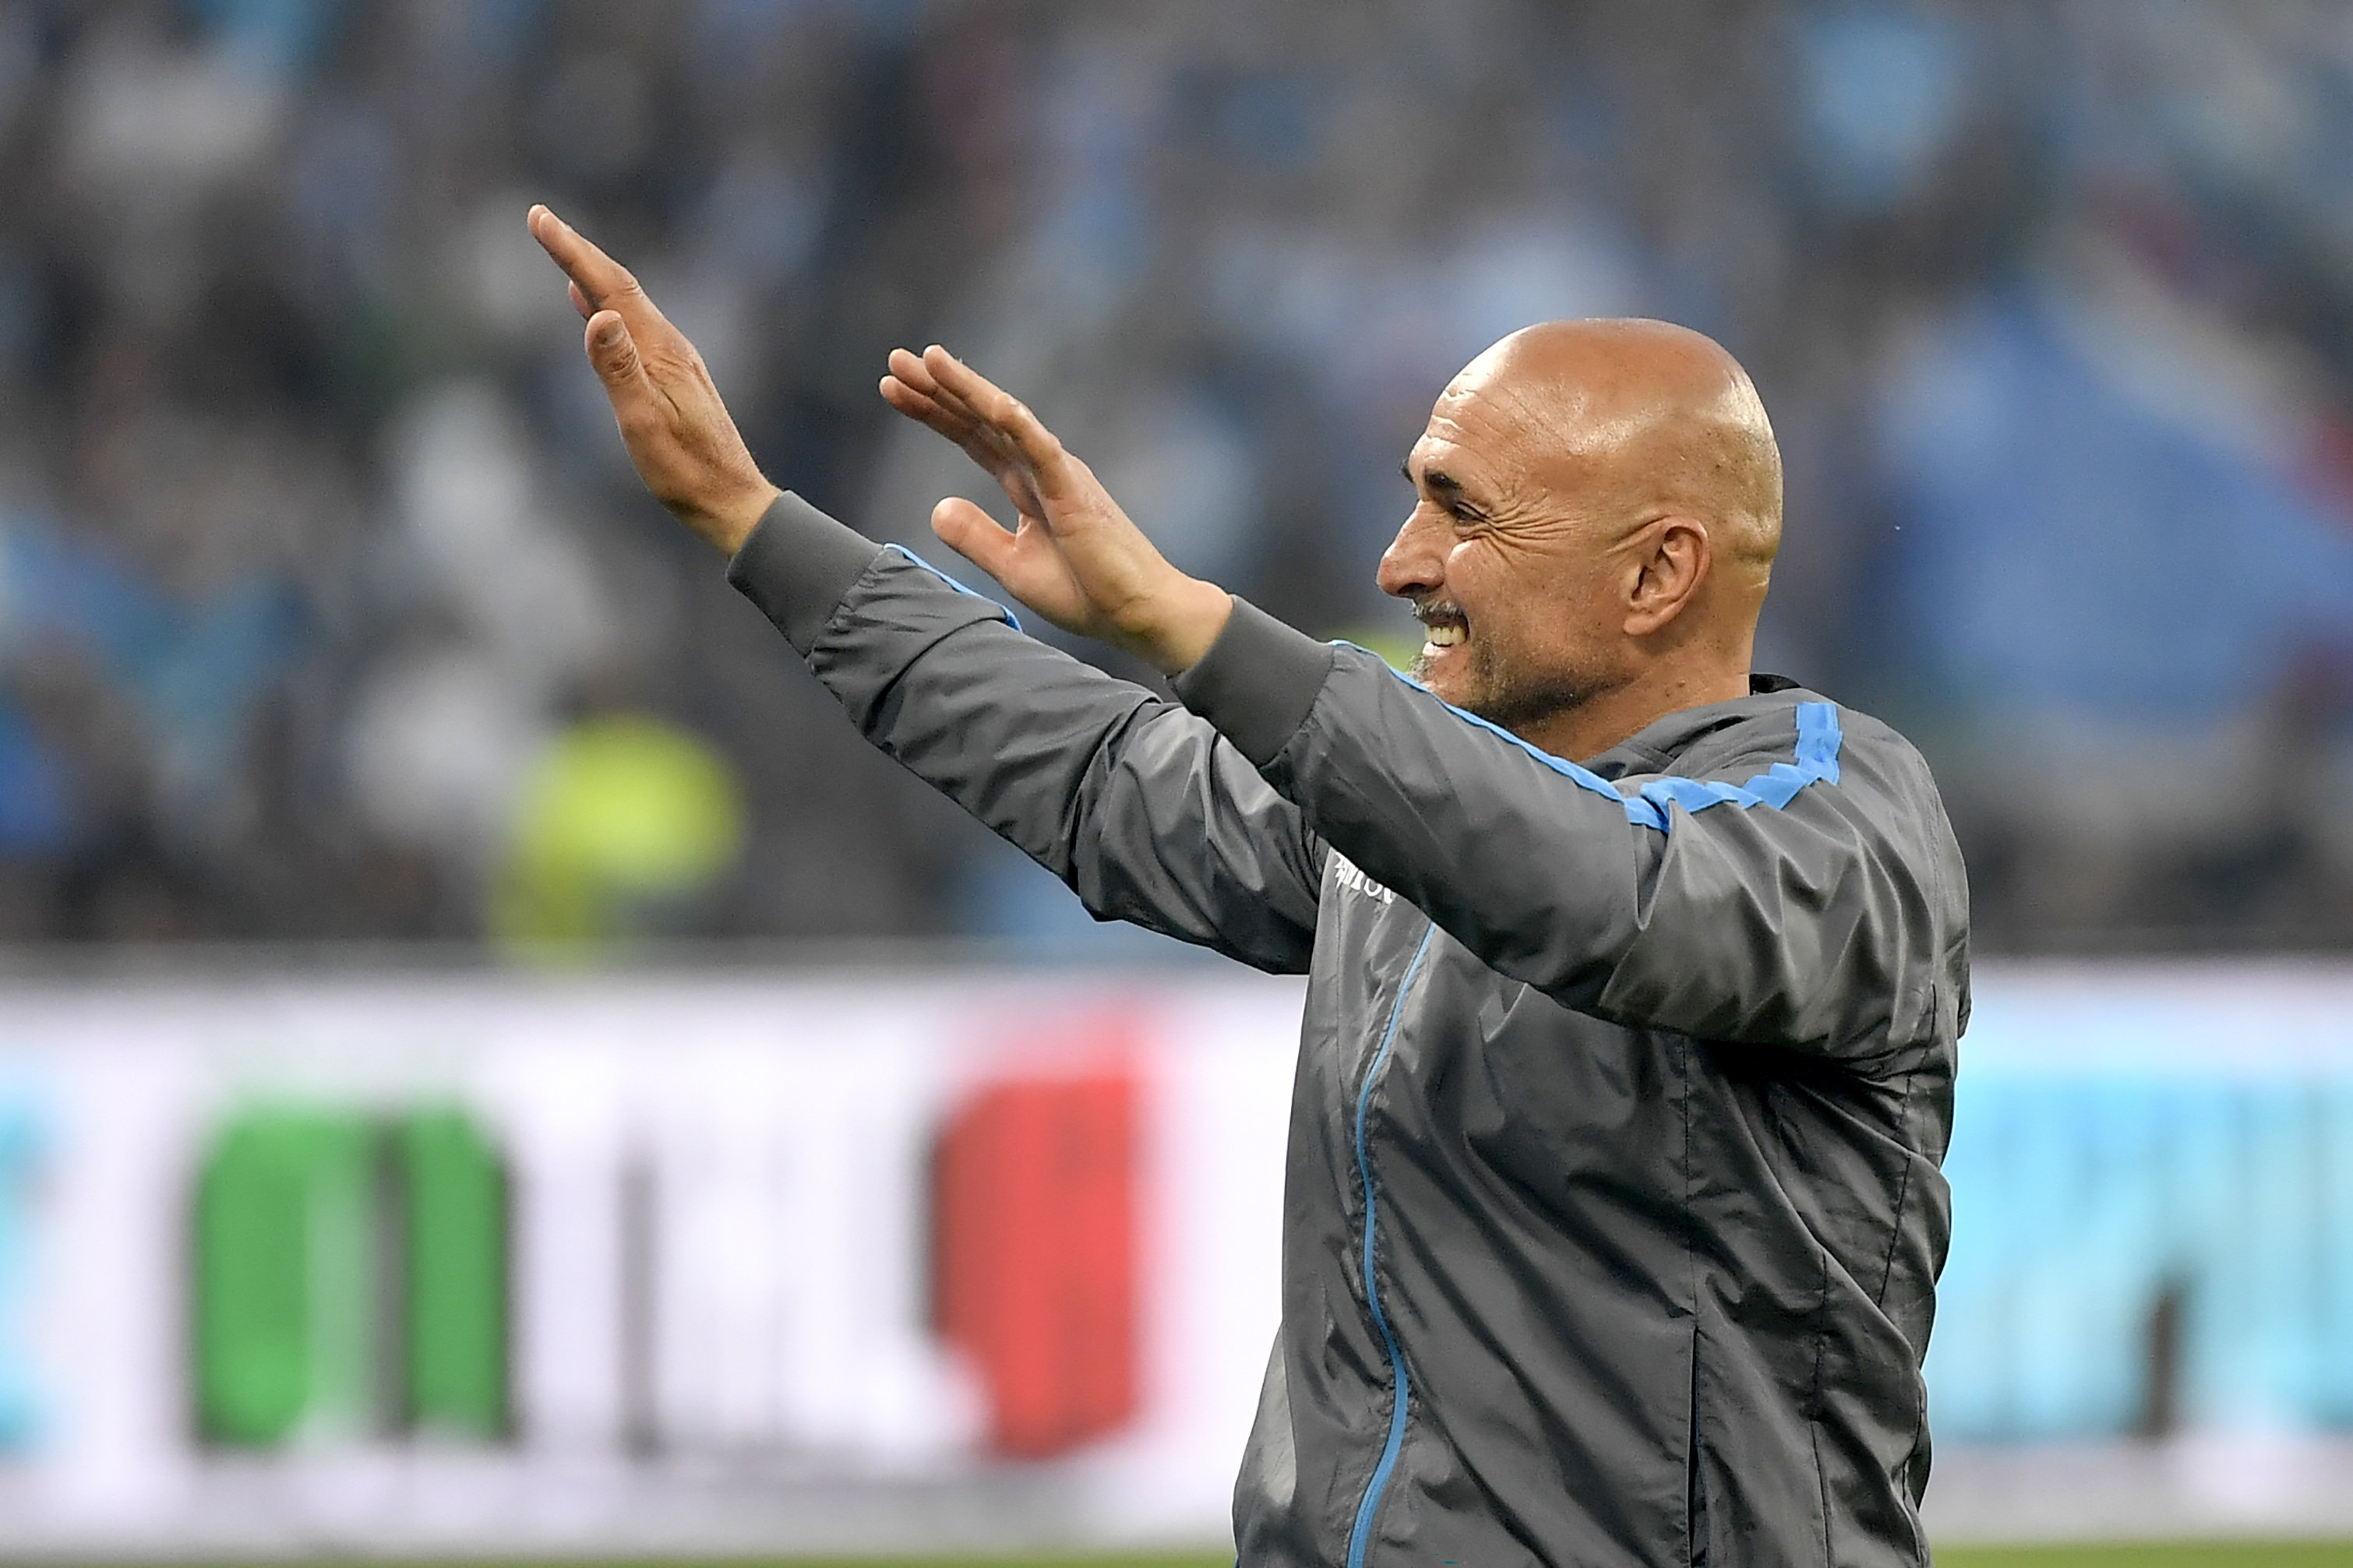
[1429, 332, 1771, 492]
[1417, 355, 1647, 492]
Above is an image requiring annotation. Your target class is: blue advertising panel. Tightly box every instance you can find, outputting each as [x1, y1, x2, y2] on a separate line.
[1928, 968, 2353, 1441]
[0, 1087, 44, 1453]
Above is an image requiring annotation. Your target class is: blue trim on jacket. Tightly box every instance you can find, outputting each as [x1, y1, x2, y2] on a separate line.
[1366, 658, 1844, 831]
[1346, 924, 1439, 1568]
[880, 543, 1024, 632]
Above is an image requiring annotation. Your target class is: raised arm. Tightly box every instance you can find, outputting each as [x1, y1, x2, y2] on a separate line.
[1171, 616, 1968, 1055]
[526, 206, 780, 554]
[814, 303, 1962, 1055]
[528, 207, 1321, 969]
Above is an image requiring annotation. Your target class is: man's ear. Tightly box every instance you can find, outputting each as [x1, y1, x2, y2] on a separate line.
[1623, 516, 1711, 637]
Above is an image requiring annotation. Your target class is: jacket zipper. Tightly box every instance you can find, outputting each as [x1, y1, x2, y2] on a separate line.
[1346, 922, 1438, 1568]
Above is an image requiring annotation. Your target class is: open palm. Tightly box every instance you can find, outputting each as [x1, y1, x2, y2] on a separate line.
[880, 346, 1228, 671]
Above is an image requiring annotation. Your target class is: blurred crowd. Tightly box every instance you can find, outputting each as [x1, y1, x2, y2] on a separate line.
[3, 0, 2353, 952]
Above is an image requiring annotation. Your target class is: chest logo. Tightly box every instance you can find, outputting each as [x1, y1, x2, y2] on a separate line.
[1329, 851, 1395, 905]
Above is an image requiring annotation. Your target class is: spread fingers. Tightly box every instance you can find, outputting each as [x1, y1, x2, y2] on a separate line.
[887, 347, 997, 436]
[880, 372, 981, 445]
[919, 346, 1068, 472]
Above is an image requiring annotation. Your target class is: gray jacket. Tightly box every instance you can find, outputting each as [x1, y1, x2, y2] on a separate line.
[728, 493, 1969, 1568]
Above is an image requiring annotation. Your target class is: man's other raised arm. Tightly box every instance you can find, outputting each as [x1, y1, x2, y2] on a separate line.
[729, 495, 1321, 969]
[1169, 609, 1967, 1060]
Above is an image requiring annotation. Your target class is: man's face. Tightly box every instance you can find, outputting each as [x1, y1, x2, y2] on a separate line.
[1376, 374, 1629, 747]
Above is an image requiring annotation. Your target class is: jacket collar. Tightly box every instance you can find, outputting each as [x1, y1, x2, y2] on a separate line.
[1580, 674, 1820, 780]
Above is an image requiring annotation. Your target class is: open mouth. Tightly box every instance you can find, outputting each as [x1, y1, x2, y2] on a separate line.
[1415, 602, 1469, 660]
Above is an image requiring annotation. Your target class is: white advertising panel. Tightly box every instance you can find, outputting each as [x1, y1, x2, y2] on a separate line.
[0, 967, 1302, 1556]
[0, 960, 2348, 1552]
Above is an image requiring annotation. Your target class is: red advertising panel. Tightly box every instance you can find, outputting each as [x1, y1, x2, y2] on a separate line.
[932, 1062, 1138, 1460]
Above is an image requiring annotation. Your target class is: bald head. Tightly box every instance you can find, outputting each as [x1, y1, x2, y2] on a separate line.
[1455, 319, 1783, 585]
[1381, 319, 1786, 759]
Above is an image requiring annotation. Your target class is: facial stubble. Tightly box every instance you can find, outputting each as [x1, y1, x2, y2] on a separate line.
[1416, 631, 1603, 749]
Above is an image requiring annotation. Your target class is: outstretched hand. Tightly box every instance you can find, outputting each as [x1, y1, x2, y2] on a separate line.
[527, 205, 779, 554]
[880, 346, 1232, 674]
[530, 206, 1230, 669]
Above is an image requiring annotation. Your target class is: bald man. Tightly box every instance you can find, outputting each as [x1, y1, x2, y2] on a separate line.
[531, 207, 1967, 1568]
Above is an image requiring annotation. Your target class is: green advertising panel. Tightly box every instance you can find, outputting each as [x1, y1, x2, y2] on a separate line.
[191, 1108, 377, 1446]
[397, 1108, 507, 1437]
[192, 1102, 509, 1446]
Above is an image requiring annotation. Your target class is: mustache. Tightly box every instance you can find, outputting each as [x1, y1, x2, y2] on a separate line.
[1413, 598, 1467, 625]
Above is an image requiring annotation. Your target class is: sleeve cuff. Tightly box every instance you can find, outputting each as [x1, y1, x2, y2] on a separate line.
[1168, 596, 1334, 767]
[725, 492, 887, 653]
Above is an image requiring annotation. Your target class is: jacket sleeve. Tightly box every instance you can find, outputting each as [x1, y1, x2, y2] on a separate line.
[725, 494, 1324, 972]
[1170, 597, 1962, 1055]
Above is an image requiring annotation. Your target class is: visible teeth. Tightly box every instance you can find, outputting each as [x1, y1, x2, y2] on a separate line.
[1425, 623, 1465, 647]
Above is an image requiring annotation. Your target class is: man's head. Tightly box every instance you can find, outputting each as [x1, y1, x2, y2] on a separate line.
[1378, 318, 1783, 758]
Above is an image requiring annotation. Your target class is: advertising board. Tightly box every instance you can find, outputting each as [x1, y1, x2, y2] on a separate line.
[0, 960, 2347, 1552]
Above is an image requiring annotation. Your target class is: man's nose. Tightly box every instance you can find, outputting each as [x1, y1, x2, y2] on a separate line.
[1377, 507, 1446, 600]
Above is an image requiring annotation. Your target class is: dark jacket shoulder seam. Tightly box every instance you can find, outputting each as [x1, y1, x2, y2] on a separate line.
[1871, 1060, 1924, 1309]
[1810, 1254, 1835, 1568]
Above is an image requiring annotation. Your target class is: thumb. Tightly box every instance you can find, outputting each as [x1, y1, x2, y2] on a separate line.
[585, 310, 647, 396]
[931, 497, 1017, 578]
